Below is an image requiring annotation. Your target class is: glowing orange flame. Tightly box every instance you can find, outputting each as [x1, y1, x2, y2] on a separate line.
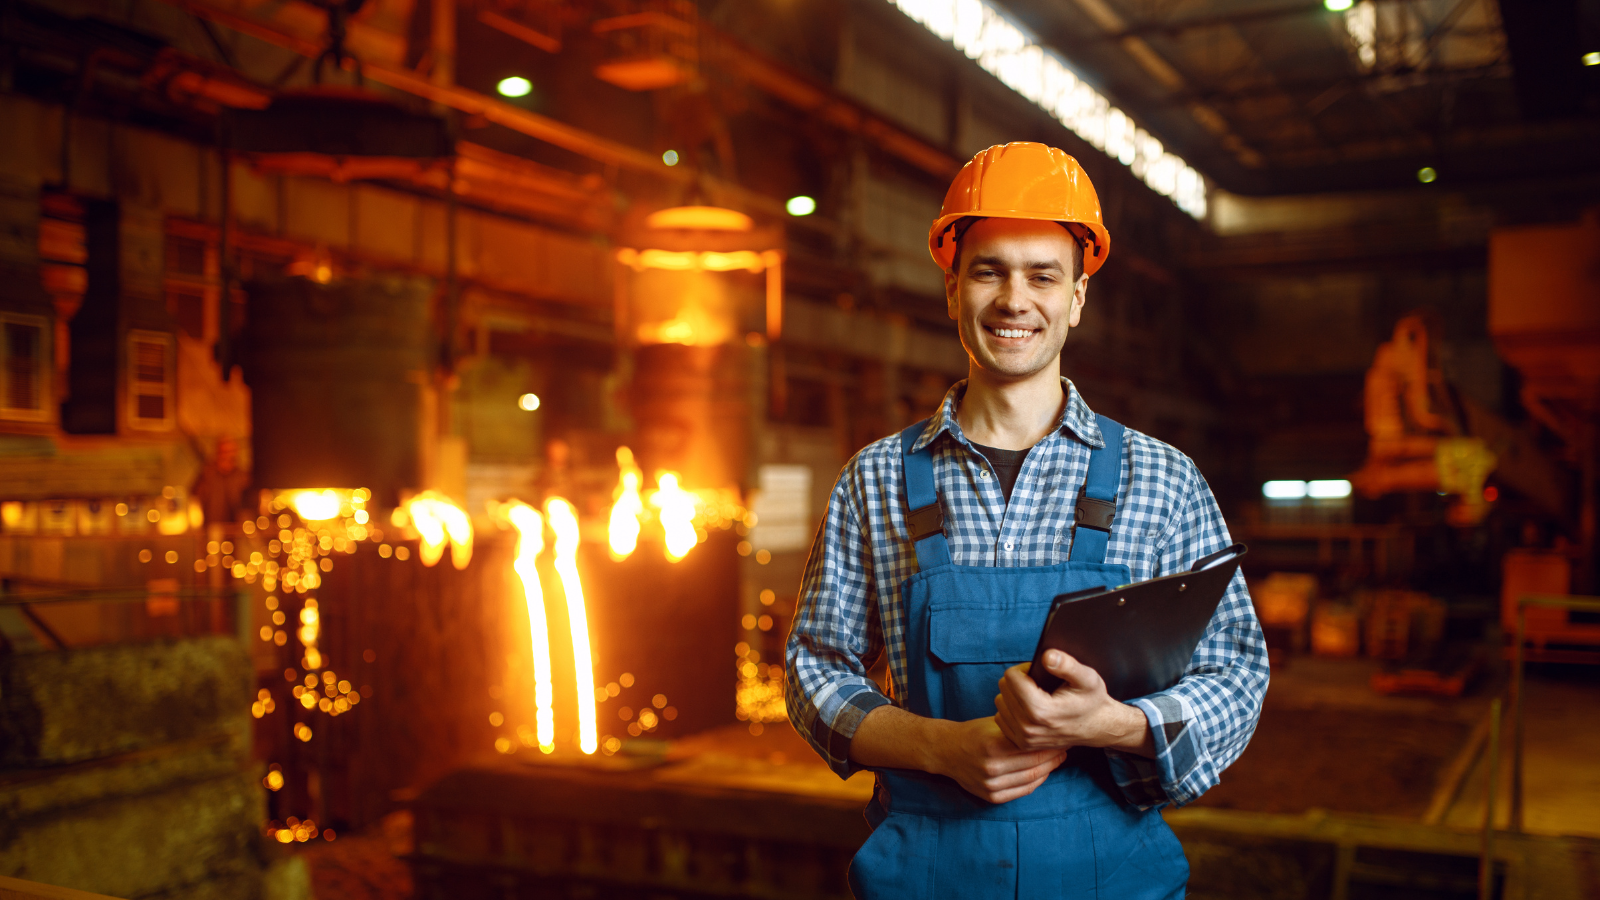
[290, 489, 343, 521]
[407, 491, 473, 569]
[505, 503, 555, 754]
[546, 498, 598, 754]
[650, 472, 699, 562]
[608, 447, 644, 560]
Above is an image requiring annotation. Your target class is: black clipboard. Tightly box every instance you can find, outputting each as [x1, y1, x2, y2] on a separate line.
[1028, 543, 1248, 699]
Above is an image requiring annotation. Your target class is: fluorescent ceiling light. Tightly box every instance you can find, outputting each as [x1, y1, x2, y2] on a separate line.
[1308, 480, 1352, 499]
[1262, 480, 1308, 500]
[884, 0, 1207, 218]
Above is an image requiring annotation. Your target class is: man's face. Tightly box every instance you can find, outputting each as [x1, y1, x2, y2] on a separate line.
[944, 218, 1088, 381]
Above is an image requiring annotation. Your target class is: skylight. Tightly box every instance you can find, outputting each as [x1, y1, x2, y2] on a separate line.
[885, 0, 1208, 219]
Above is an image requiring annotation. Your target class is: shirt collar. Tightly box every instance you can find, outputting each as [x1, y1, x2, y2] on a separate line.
[909, 377, 1105, 453]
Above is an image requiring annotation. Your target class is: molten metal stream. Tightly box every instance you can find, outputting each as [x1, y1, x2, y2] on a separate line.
[608, 447, 644, 560]
[546, 498, 598, 754]
[407, 492, 474, 569]
[506, 504, 555, 753]
[652, 472, 698, 562]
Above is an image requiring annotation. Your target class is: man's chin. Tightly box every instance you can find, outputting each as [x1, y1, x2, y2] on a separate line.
[971, 351, 1056, 381]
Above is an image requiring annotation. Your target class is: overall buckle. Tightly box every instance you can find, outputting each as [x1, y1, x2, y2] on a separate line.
[1075, 498, 1115, 532]
[906, 503, 944, 542]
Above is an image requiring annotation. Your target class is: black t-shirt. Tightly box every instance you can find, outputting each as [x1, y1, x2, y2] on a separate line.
[969, 441, 1031, 503]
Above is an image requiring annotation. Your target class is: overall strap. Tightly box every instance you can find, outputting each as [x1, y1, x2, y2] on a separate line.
[900, 420, 953, 570]
[1068, 414, 1125, 564]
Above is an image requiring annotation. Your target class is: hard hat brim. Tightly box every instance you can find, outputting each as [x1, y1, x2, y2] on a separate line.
[929, 210, 1111, 277]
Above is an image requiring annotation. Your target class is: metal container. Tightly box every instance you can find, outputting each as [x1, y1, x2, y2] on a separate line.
[241, 276, 433, 507]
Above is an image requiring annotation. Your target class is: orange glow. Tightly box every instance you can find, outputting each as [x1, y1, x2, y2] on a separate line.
[299, 598, 322, 671]
[608, 447, 645, 560]
[615, 247, 781, 273]
[506, 503, 556, 754]
[650, 472, 698, 562]
[290, 489, 343, 521]
[546, 498, 598, 754]
[407, 491, 474, 569]
[644, 205, 753, 231]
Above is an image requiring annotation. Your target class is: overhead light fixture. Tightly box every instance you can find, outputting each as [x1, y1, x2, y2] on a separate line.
[662, 149, 680, 166]
[1307, 480, 1352, 499]
[785, 196, 816, 216]
[644, 205, 753, 231]
[518, 393, 541, 411]
[1417, 166, 1438, 184]
[1262, 481, 1308, 500]
[1324, 0, 1353, 10]
[1584, 51, 1600, 66]
[496, 76, 532, 98]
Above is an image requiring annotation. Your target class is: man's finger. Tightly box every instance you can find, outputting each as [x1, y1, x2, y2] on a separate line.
[993, 695, 1025, 747]
[999, 666, 1049, 718]
[1043, 650, 1098, 692]
[982, 748, 1064, 783]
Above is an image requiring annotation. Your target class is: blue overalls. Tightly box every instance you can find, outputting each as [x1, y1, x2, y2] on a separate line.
[847, 416, 1189, 900]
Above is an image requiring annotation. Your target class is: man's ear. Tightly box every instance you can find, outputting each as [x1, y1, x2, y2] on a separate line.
[944, 268, 960, 320]
[1067, 273, 1089, 328]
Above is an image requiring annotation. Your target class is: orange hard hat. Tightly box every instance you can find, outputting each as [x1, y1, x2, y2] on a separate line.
[928, 142, 1110, 276]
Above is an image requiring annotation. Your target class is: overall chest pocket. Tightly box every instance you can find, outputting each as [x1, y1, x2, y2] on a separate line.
[926, 600, 1052, 722]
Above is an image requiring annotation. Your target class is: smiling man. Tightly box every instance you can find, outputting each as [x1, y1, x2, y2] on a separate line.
[785, 142, 1269, 899]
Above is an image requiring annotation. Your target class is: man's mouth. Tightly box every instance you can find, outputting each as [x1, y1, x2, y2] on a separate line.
[985, 325, 1039, 339]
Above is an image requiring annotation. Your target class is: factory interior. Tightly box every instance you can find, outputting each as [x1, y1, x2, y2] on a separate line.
[0, 0, 1597, 897]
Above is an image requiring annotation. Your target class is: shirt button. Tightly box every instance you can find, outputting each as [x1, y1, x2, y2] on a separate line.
[979, 469, 989, 478]
[1004, 541, 1014, 551]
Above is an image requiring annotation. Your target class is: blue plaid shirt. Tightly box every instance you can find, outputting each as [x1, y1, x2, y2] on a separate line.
[785, 379, 1269, 808]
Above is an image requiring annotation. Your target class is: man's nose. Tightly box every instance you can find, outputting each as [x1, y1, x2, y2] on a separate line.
[993, 274, 1032, 312]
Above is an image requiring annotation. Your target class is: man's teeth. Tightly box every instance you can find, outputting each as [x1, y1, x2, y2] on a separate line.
[991, 328, 1034, 338]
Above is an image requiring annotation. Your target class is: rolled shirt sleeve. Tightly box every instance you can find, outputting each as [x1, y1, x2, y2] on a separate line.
[1106, 469, 1270, 808]
[785, 469, 893, 779]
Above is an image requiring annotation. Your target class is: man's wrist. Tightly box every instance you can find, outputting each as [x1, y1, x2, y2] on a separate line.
[913, 715, 958, 776]
[1095, 700, 1155, 756]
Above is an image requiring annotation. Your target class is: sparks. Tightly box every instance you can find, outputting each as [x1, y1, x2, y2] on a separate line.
[546, 498, 598, 754]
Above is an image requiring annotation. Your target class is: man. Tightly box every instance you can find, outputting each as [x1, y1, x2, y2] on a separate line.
[785, 142, 1269, 899]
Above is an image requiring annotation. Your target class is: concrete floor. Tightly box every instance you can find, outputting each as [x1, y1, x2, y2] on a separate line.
[1242, 654, 1600, 839]
[1442, 668, 1600, 839]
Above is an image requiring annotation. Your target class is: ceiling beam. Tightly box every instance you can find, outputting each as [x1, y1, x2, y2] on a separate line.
[1081, 0, 1420, 43]
[1148, 63, 1511, 108]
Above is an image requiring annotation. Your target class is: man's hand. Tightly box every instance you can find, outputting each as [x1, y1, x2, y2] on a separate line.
[848, 705, 1065, 804]
[927, 717, 1067, 804]
[994, 650, 1156, 758]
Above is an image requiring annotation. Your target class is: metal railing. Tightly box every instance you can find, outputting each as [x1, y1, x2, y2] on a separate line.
[0, 585, 252, 650]
[1507, 593, 1600, 832]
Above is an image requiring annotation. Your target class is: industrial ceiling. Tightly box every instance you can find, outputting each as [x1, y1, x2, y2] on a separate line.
[996, 0, 1600, 195]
